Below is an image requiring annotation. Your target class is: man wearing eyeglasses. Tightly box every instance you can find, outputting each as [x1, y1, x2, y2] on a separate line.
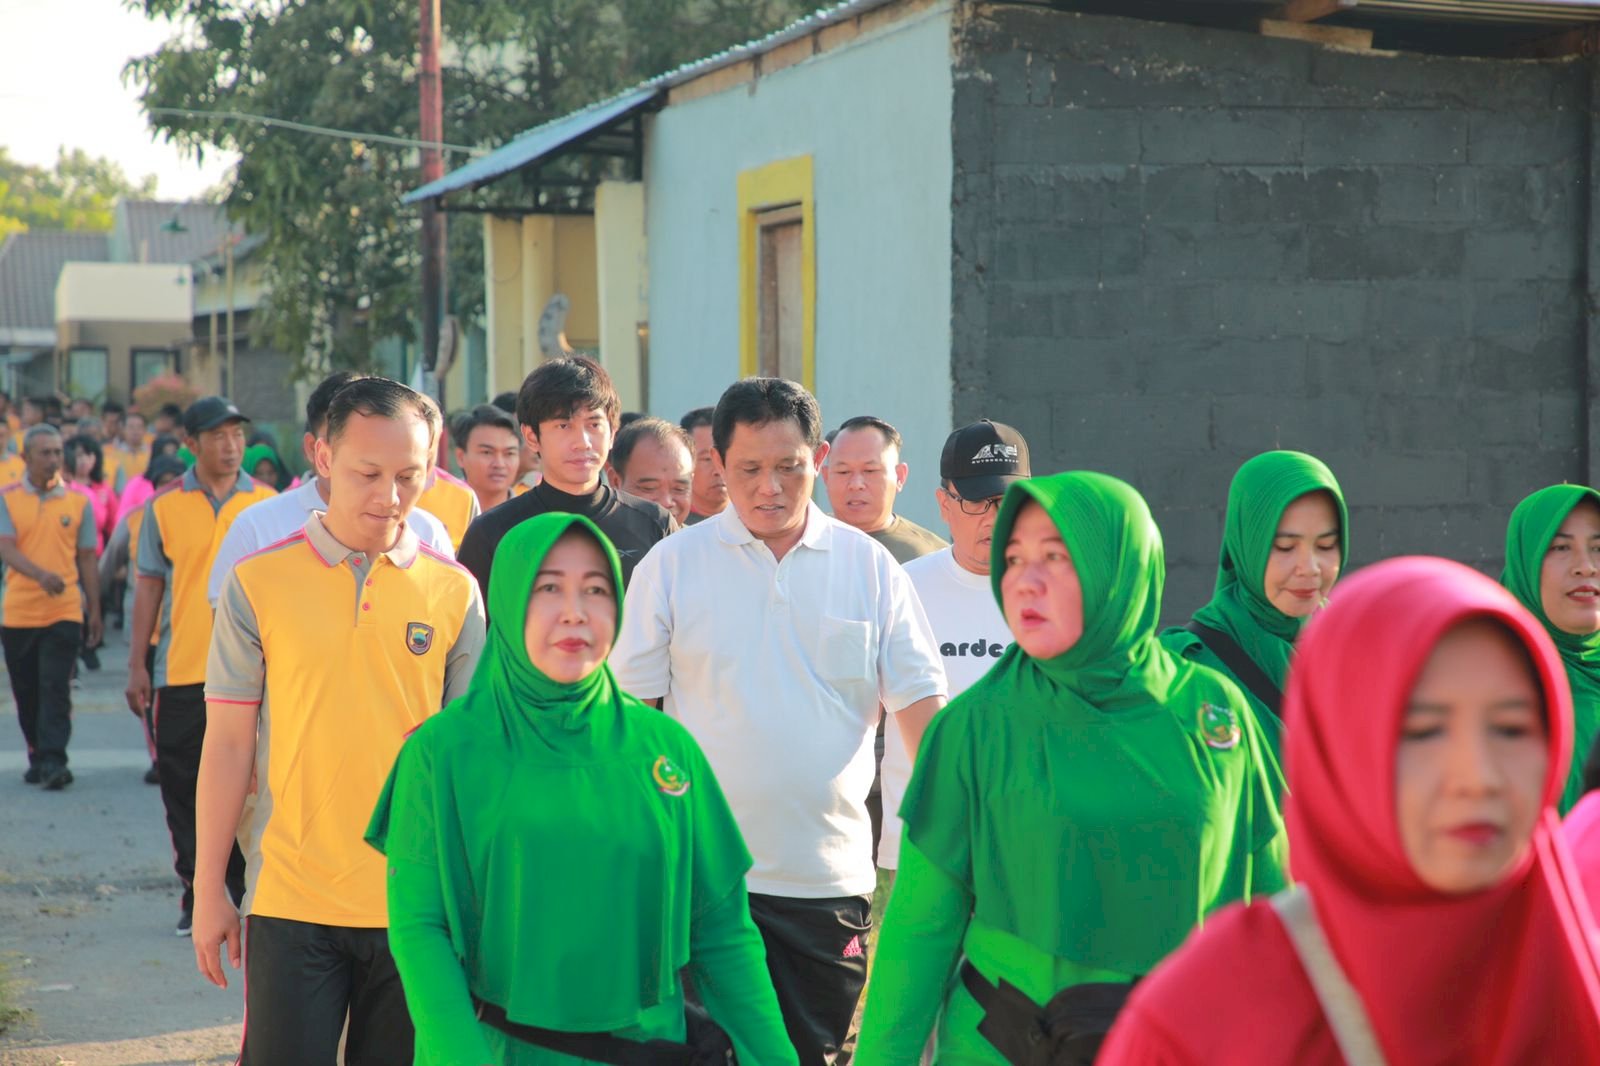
[879, 420, 1032, 883]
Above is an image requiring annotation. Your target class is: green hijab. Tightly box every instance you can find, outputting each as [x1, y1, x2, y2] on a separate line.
[988, 470, 1179, 710]
[243, 443, 285, 486]
[1502, 484, 1600, 813]
[367, 513, 752, 1029]
[903, 472, 1283, 972]
[1191, 450, 1347, 689]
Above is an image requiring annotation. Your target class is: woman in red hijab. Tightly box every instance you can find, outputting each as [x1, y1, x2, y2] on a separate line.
[1099, 556, 1600, 1065]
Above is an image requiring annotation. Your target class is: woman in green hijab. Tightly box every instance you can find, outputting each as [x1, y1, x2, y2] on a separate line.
[1162, 450, 1347, 765]
[1503, 484, 1600, 813]
[853, 472, 1285, 1066]
[366, 513, 797, 1064]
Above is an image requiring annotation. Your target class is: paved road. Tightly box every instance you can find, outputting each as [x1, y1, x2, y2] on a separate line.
[0, 626, 244, 1066]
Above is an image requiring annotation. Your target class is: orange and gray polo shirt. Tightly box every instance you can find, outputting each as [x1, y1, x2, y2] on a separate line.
[205, 511, 484, 927]
[417, 469, 480, 550]
[0, 453, 24, 486]
[0, 478, 96, 628]
[137, 468, 275, 688]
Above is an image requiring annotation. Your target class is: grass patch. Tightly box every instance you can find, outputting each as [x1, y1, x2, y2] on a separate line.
[0, 957, 26, 1035]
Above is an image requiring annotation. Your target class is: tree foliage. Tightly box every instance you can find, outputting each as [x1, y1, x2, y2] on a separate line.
[127, 0, 806, 379]
[0, 148, 159, 239]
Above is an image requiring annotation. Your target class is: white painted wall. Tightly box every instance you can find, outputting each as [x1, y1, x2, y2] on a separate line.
[57, 262, 192, 324]
[644, 3, 954, 526]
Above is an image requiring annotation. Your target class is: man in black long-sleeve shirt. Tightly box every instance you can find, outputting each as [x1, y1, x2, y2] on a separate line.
[457, 357, 674, 611]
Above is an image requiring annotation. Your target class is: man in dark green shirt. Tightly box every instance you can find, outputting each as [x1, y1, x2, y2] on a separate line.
[822, 416, 947, 565]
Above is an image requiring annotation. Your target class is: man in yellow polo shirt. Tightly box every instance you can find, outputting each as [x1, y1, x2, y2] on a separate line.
[194, 378, 484, 1064]
[126, 396, 275, 936]
[0, 425, 99, 790]
[0, 420, 25, 484]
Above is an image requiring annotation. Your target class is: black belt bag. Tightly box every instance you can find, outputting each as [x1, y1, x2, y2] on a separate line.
[961, 960, 1137, 1066]
[472, 994, 734, 1066]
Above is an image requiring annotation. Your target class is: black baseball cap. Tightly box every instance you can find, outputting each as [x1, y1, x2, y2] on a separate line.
[940, 420, 1030, 501]
[183, 396, 248, 436]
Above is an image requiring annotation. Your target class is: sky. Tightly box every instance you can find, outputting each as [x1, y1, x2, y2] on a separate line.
[0, 0, 237, 200]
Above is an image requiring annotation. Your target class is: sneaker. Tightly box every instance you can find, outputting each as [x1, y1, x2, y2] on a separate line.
[40, 765, 72, 791]
[143, 764, 159, 785]
[22, 765, 39, 785]
[175, 908, 193, 937]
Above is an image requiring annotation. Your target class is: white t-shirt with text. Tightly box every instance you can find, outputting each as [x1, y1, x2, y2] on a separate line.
[881, 546, 1013, 869]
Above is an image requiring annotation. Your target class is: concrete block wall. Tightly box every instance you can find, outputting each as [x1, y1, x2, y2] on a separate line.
[951, 6, 1592, 619]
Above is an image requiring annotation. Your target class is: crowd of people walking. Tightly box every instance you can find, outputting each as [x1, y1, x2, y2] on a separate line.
[4, 358, 1600, 1064]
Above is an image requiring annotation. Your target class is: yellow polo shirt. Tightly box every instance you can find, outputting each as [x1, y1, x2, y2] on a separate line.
[137, 469, 275, 688]
[0, 478, 96, 628]
[0, 453, 24, 485]
[417, 469, 480, 550]
[206, 511, 484, 926]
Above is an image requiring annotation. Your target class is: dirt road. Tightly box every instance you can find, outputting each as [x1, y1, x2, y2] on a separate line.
[0, 626, 244, 1066]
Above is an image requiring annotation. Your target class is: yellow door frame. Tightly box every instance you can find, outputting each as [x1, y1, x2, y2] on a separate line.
[737, 155, 815, 391]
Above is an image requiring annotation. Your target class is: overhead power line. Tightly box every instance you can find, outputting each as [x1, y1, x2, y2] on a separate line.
[146, 107, 486, 156]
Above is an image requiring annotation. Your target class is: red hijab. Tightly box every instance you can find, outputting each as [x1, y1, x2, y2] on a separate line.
[1102, 557, 1600, 1065]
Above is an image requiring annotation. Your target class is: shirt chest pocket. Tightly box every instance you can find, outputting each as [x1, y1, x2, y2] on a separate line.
[816, 616, 874, 688]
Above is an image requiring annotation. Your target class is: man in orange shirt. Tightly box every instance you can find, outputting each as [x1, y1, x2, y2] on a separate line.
[0, 425, 100, 789]
[126, 397, 275, 935]
[195, 378, 483, 1062]
[0, 420, 24, 484]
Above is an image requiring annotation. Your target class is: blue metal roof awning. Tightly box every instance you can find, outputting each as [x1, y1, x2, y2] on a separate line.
[404, 86, 662, 205]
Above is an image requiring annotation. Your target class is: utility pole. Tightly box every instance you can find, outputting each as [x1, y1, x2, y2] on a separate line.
[225, 236, 236, 399]
[418, 0, 446, 414]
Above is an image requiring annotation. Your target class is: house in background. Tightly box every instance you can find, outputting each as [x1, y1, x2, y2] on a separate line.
[413, 0, 1600, 612]
[0, 200, 296, 427]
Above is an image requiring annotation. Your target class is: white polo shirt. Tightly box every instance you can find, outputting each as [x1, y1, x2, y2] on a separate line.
[206, 477, 455, 606]
[612, 501, 946, 898]
[880, 546, 1013, 869]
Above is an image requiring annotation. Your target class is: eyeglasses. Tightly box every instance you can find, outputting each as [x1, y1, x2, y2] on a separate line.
[944, 488, 1003, 516]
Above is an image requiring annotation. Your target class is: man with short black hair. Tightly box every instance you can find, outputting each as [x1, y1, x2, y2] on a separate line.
[606, 416, 692, 525]
[613, 377, 947, 1064]
[679, 406, 726, 525]
[451, 403, 522, 514]
[491, 390, 542, 490]
[195, 377, 483, 1063]
[457, 356, 673, 607]
[206, 371, 454, 607]
[0, 425, 99, 790]
[152, 403, 184, 438]
[823, 415, 947, 564]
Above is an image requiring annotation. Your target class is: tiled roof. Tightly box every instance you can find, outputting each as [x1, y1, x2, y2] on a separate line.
[0, 231, 110, 334]
[110, 200, 241, 265]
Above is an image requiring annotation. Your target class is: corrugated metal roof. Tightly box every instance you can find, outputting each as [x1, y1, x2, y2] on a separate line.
[406, 0, 908, 203]
[403, 86, 661, 204]
[0, 231, 110, 336]
[109, 200, 241, 264]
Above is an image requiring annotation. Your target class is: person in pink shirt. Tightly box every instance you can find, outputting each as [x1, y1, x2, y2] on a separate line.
[64, 434, 116, 553]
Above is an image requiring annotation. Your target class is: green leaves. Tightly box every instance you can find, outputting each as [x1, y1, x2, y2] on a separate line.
[126, 0, 806, 381]
[0, 147, 159, 236]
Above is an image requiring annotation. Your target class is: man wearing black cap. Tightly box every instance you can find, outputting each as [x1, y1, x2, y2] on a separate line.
[878, 421, 1031, 884]
[126, 396, 276, 936]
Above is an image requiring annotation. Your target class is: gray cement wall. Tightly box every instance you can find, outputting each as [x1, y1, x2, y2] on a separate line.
[951, 6, 1594, 619]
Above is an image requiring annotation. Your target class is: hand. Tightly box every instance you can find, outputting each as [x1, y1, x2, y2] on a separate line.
[86, 613, 103, 650]
[37, 571, 65, 596]
[192, 885, 242, 989]
[125, 662, 152, 715]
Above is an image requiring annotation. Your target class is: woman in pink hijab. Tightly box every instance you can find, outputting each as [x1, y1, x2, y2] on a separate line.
[1101, 557, 1600, 1065]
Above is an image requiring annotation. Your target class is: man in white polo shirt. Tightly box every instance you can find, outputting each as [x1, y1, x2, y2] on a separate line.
[205, 371, 454, 606]
[881, 420, 1030, 882]
[612, 377, 946, 1065]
